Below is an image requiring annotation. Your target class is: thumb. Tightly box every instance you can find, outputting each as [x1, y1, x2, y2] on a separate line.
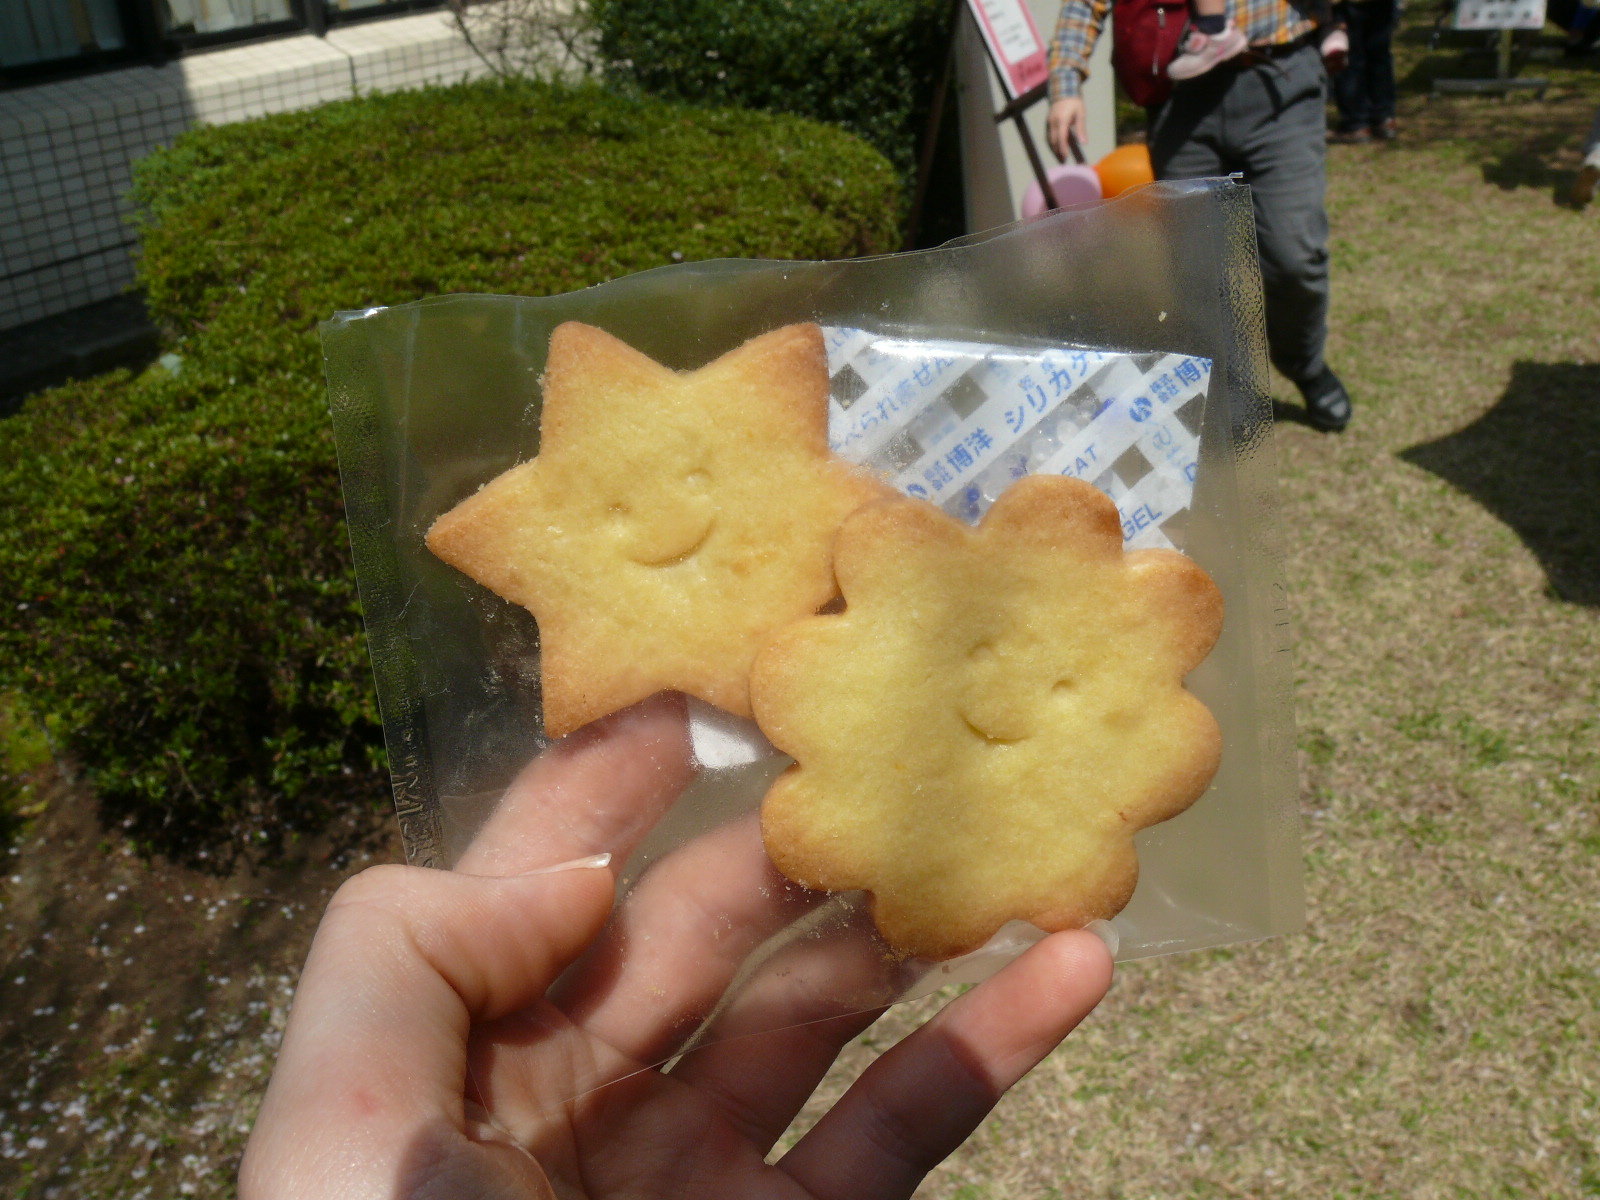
[241, 858, 615, 1193]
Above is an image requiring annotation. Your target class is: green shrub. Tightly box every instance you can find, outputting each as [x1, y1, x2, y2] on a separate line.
[591, 0, 951, 180]
[0, 78, 902, 859]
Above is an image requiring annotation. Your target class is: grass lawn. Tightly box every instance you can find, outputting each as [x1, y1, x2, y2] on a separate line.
[2, 11, 1598, 1197]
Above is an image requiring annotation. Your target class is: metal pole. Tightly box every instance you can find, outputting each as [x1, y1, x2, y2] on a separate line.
[1011, 110, 1060, 209]
[991, 81, 1060, 210]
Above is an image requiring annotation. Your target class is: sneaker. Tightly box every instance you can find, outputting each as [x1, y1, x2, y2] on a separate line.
[1321, 27, 1349, 73]
[1573, 155, 1600, 207]
[1167, 23, 1249, 81]
[1371, 117, 1399, 141]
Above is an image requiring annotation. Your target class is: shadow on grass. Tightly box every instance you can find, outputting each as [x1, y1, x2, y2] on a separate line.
[1394, 27, 1541, 96]
[1271, 399, 1330, 433]
[1476, 120, 1595, 200]
[0, 294, 160, 417]
[1387, 24, 1599, 202]
[1400, 361, 1600, 606]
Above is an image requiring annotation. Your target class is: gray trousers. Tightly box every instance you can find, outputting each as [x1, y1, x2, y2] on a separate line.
[1148, 44, 1330, 387]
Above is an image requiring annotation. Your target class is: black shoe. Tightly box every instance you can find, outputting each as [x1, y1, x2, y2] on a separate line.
[1298, 366, 1352, 432]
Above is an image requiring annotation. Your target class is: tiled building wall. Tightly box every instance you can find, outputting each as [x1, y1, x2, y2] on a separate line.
[0, 11, 490, 332]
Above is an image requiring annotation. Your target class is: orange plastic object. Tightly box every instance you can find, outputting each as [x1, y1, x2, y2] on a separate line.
[1094, 143, 1156, 199]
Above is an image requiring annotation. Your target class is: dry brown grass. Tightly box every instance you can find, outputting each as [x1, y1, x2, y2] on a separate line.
[794, 17, 1600, 1200]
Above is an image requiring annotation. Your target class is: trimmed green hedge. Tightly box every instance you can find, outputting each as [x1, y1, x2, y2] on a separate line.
[592, 0, 951, 179]
[0, 78, 901, 859]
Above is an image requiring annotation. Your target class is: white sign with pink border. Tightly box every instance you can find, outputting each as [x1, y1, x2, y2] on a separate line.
[966, 0, 1050, 99]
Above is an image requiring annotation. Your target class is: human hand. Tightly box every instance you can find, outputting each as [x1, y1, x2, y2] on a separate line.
[239, 694, 1114, 1199]
[1047, 97, 1088, 164]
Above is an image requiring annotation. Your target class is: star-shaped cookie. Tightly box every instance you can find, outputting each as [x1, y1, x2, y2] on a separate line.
[751, 475, 1224, 960]
[426, 321, 890, 738]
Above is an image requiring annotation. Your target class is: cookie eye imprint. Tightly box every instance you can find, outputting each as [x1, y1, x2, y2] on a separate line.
[611, 467, 717, 567]
[967, 640, 998, 664]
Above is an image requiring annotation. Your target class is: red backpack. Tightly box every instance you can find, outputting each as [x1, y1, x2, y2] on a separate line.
[1111, 0, 1191, 108]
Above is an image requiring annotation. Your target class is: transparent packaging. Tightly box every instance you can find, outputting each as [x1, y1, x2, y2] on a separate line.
[322, 178, 1303, 1098]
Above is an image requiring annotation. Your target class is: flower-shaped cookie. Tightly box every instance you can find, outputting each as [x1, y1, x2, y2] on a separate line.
[752, 475, 1223, 960]
[426, 322, 889, 738]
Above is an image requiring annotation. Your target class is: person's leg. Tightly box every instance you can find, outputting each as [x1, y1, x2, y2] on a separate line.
[1331, 1, 1372, 135]
[1575, 4, 1600, 52]
[1147, 73, 1232, 181]
[1152, 62, 1348, 429]
[1229, 48, 1349, 426]
[1366, 0, 1400, 134]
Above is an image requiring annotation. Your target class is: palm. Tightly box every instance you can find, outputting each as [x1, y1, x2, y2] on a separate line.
[467, 972, 1002, 1200]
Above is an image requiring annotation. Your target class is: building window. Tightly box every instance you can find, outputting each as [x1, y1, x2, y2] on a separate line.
[328, 0, 415, 14]
[322, 0, 446, 27]
[2, 0, 130, 70]
[161, 0, 297, 38]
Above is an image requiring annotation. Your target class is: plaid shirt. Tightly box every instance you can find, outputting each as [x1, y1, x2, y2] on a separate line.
[1048, 0, 1329, 99]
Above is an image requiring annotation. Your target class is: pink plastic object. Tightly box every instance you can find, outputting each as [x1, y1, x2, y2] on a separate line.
[1021, 162, 1104, 218]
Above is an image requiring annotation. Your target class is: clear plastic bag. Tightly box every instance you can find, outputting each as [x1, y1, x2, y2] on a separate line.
[322, 177, 1302, 1101]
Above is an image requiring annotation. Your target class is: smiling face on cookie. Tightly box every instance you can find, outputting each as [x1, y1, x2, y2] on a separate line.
[581, 425, 718, 568]
[425, 322, 891, 737]
[751, 474, 1224, 961]
[954, 625, 1100, 746]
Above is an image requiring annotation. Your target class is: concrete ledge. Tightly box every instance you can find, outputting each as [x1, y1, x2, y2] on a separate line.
[0, 293, 158, 413]
[0, 11, 489, 333]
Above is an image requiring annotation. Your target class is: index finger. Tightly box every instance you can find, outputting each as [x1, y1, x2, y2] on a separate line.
[456, 692, 697, 877]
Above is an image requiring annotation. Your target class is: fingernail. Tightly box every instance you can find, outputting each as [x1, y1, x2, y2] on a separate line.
[516, 852, 612, 876]
[1085, 919, 1120, 958]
